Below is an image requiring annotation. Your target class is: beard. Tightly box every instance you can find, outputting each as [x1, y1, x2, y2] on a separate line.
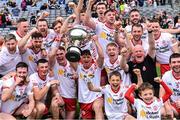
[40, 28, 46, 32]
[172, 66, 180, 73]
[18, 76, 27, 86]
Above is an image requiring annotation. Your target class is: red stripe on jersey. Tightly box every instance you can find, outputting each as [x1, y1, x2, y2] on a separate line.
[172, 71, 180, 80]
[2, 86, 10, 89]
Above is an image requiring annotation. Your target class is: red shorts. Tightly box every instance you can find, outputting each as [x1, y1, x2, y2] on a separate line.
[160, 64, 170, 76]
[80, 102, 94, 119]
[171, 103, 180, 114]
[79, 97, 103, 119]
[62, 97, 77, 111]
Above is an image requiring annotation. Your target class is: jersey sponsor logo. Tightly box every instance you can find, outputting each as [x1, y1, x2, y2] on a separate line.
[58, 69, 64, 75]
[146, 111, 159, 119]
[58, 69, 75, 79]
[172, 88, 180, 96]
[140, 109, 160, 119]
[140, 109, 146, 118]
[100, 31, 114, 41]
[155, 40, 170, 53]
[105, 65, 122, 74]
[28, 55, 34, 62]
[107, 97, 124, 105]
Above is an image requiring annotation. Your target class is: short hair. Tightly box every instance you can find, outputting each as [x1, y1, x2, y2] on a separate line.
[106, 42, 119, 48]
[4, 34, 16, 42]
[169, 53, 180, 63]
[16, 62, 28, 71]
[81, 49, 91, 56]
[129, 8, 140, 16]
[58, 46, 65, 51]
[149, 18, 159, 23]
[31, 32, 43, 39]
[132, 24, 143, 32]
[37, 19, 48, 26]
[96, 2, 107, 10]
[17, 18, 27, 24]
[52, 20, 62, 29]
[109, 71, 121, 80]
[36, 59, 48, 66]
[138, 82, 154, 95]
[104, 9, 115, 16]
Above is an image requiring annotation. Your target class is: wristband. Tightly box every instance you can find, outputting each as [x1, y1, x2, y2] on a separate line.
[46, 82, 51, 87]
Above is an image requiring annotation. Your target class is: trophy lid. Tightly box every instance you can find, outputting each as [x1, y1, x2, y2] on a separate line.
[69, 28, 88, 41]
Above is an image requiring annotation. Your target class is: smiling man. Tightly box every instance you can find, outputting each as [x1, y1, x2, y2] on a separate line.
[29, 59, 62, 119]
[160, 53, 180, 118]
[120, 25, 160, 96]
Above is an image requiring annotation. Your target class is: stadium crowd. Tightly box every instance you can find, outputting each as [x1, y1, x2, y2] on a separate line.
[0, 0, 180, 119]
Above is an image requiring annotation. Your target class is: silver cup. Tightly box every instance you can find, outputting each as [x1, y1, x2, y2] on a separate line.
[66, 27, 88, 62]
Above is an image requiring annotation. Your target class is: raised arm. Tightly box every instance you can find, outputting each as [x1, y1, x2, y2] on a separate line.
[73, 0, 83, 23]
[120, 47, 129, 72]
[147, 23, 156, 59]
[48, 37, 61, 68]
[133, 69, 143, 87]
[171, 37, 179, 53]
[84, 0, 96, 30]
[92, 35, 104, 68]
[161, 28, 180, 34]
[18, 27, 38, 54]
[125, 84, 136, 104]
[154, 77, 172, 103]
[60, 14, 76, 34]
[114, 21, 126, 48]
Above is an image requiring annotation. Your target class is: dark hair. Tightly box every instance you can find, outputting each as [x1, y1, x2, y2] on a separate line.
[16, 62, 28, 71]
[96, 2, 107, 10]
[52, 20, 62, 29]
[37, 19, 48, 26]
[17, 18, 27, 24]
[109, 71, 121, 80]
[37, 59, 48, 66]
[81, 49, 91, 56]
[5, 34, 16, 42]
[104, 9, 115, 16]
[149, 18, 159, 23]
[132, 24, 143, 32]
[129, 8, 140, 16]
[138, 82, 154, 95]
[169, 53, 180, 63]
[31, 32, 43, 39]
[58, 46, 65, 51]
